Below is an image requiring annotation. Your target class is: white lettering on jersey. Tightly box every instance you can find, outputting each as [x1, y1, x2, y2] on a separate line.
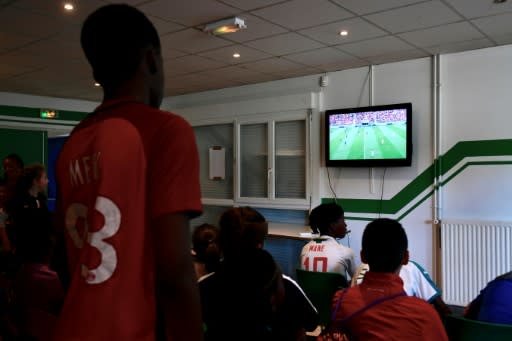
[69, 152, 101, 187]
[65, 196, 121, 285]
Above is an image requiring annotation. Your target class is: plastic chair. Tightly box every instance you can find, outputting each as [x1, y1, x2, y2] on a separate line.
[296, 268, 348, 328]
[445, 314, 512, 341]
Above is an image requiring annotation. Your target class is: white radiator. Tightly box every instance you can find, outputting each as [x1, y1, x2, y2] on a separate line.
[441, 221, 512, 306]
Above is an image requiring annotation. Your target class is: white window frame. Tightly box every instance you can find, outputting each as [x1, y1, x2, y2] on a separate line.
[235, 109, 311, 209]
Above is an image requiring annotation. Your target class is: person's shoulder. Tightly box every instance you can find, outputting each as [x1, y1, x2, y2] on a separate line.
[396, 295, 437, 312]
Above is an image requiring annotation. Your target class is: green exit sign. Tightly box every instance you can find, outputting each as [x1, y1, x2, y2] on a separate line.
[40, 109, 58, 119]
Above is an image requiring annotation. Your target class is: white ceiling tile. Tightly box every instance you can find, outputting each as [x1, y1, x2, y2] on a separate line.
[164, 55, 228, 76]
[364, 1, 462, 33]
[12, 0, 107, 22]
[0, 0, 511, 99]
[220, 14, 289, 43]
[0, 32, 39, 50]
[298, 17, 387, 45]
[160, 29, 233, 54]
[0, 64, 39, 79]
[149, 16, 186, 35]
[251, 0, 353, 30]
[318, 58, 370, 72]
[245, 32, 325, 56]
[139, 0, 240, 26]
[161, 47, 188, 60]
[198, 45, 272, 64]
[242, 57, 307, 74]
[424, 38, 494, 54]
[220, 0, 286, 11]
[366, 48, 429, 65]
[283, 47, 356, 67]
[472, 12, 512, 43]
[330, 0, 426, 15]
[0, 7, 74, 38]
[15, 39, 85, 63]
[443, 0, 512, 19]
[166, 73, 241, 88]
[398, 22, 485, 48]
[273, 66, 322, 78]
[492, 34, 512, 45]
[202, 66, 277, 83]
[336, 36, 416, 58]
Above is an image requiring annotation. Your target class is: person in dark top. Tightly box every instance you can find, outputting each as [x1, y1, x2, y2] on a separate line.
[465, 271, 512, 324]
[2, 153, 24, 206]
[9, 164, 52, 259]
[199, 206, 318, 341]
[200, 248, 285, 340]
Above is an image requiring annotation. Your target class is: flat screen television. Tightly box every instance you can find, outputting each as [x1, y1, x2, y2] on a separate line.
[325, 102, 412, 167]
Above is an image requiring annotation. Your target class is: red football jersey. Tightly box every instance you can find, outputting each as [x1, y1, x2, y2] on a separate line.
[54, 99, 202, 340]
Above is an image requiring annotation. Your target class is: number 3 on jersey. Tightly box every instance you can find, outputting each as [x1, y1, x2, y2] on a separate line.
[65, 196, 121, 284]
[303, 256, 328, 272]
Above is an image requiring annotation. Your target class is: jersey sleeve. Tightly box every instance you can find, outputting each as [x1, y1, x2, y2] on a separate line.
[351, 263, 369, 287]
[409, 260, 441, 302]
[147, 116, 202, 219]
[346, 249, 357, 278]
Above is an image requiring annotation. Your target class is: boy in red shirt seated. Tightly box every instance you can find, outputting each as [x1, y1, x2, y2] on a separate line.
[324, 218, 448, 341]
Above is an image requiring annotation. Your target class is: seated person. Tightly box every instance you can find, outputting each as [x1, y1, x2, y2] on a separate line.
[12, 227, 64, 340]
[200, 248, 285, 340]
[351, 260, 452, 318]
[464, 270, 512, 324]
[324, 218, 448, 341]
[191, 223, 221, 280]
[300, 203, 356, 279]
[199, 206, 318, 341]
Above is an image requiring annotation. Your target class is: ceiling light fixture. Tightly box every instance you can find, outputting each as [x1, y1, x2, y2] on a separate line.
[203, 17, 247, 35]
[339, 30, 348, 36]
[94, 82, 101, 87]
[64, 3, 74, 11]
[233, 52, 241, 58]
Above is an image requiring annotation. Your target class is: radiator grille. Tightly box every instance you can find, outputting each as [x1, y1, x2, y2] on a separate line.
[441, 222, 512, 306]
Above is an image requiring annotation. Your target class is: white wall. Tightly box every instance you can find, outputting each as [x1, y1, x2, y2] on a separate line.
[2, 45, 511, 279]
[440, 46, 512, 221]
[165, 44, 512, 277]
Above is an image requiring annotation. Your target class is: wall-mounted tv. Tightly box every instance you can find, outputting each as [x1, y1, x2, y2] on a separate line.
[325, 102, 412, 167]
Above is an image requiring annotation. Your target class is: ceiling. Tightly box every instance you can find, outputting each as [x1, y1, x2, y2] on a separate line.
[1, 0, 511, 102]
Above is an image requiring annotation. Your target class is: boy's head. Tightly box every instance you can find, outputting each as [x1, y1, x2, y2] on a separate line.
[218, 206, 268, 259]
[81, 4, 163, 107]
[309, 203, 347, 238]
[361, 218, 409, 273]
[3, 153, 24, 181]
[192, 223, 221, 272]
[19, 164, 47, 194]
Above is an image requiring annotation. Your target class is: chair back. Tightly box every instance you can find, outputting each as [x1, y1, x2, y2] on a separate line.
[296, 268, 348, 327]
[445, 314, 512, 341]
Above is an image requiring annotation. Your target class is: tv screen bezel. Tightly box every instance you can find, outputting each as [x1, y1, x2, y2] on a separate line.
[325, 102, 412, 168]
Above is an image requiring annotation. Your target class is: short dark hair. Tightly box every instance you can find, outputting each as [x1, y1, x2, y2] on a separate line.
[218, 207, 268, 259]
[4, 153, 24, 169]
[80, 4, 161, 88]
[362, 218, 408, 273]
[192, 223, 221, 273]
[17, 164, 46, 194]
[309, 203, 344, 235]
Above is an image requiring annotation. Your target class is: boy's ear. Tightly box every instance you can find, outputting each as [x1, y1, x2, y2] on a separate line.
[360, 250, 367, 264]
[146, 49, 157, 74]
[401, 250, 409, 265]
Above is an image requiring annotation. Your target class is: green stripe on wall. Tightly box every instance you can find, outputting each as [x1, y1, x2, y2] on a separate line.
[323, 139, 512, 218]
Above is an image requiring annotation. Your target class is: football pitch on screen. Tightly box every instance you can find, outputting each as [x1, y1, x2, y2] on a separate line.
[329, 123, 407, 160]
